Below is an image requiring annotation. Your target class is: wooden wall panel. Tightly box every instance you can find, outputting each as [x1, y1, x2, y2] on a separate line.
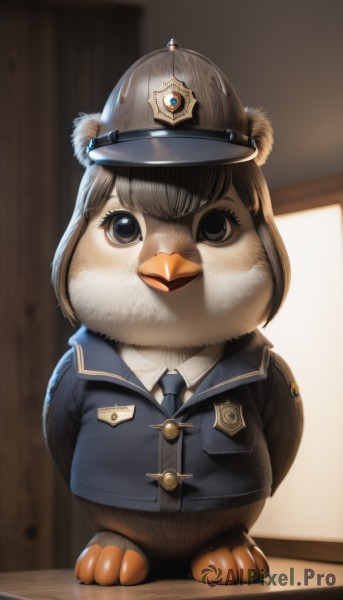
[52, 4, 141, 568]
[0, 0, 141, 571]
[0, 3, 57, 571]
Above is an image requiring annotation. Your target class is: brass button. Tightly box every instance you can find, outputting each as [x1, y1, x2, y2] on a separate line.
[162, 419, 180, 441]
[161, 470, 179, 491]
[146, 470, 193, 490]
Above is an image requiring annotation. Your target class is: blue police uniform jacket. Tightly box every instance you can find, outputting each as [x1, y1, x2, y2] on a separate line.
[44, 326, 303, 513]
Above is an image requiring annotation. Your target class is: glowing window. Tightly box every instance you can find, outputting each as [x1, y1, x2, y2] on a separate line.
[253, 204, 343, 540]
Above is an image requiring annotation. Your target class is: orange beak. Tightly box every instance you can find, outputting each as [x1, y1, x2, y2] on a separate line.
[138, 253, 202, 292]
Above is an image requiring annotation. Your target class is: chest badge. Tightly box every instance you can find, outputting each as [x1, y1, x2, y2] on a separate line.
[97, 405, 135, 427]
[213, 398, 246, 437]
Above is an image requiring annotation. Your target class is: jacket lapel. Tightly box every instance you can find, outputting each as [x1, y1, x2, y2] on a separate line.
[69, 327, 154, 403]
[175, 330, 272, 416]
[69, 327, 272, 416]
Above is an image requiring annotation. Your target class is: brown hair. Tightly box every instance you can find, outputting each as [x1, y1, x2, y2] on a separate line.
[52, 162, 290, 325]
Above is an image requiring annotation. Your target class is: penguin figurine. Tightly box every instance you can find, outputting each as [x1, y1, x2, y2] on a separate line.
[44, 40, 303, 586]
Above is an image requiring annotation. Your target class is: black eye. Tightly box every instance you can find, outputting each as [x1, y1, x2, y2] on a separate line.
[197, 210, 240, 244]
[101, 211, 142, 245]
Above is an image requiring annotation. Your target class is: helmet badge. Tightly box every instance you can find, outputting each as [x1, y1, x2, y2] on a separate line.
[149, 76, 197, 126]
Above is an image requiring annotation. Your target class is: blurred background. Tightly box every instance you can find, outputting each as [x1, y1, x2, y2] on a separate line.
[0, 0, 342, 571]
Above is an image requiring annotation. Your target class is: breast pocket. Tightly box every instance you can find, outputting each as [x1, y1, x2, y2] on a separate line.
[201, 397, 253, 455]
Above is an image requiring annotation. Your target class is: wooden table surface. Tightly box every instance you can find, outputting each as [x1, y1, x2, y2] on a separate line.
[0, 558, 342, 600]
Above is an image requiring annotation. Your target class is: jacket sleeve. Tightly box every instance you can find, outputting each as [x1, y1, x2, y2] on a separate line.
[42, 349, 81, 486]
[261, 351, 304, 495]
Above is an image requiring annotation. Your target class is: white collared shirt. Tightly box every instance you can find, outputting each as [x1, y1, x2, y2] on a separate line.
[116, 343, 224, 404]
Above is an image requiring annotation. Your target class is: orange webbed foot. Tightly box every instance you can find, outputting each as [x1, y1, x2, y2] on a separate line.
[191, 531, 269, 585]
[74, 531, 149, 586]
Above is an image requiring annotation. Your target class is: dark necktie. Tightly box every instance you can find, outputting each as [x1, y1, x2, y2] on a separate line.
[160, 372, 185, 416]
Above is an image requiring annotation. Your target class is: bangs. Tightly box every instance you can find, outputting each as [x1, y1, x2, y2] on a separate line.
[115, 166, 232, 219]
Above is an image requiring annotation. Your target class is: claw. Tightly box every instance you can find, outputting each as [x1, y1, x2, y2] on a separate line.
[75, 544, 102, 584]
[191, 547, 238, 585]
[120, 549, 149, 585]
[94, 546, 124, 585]
[250, 545, 270, 577]
[231, 545, 257, 582]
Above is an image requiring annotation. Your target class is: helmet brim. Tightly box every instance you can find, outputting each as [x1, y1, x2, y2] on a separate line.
[88, 137, 257, 167]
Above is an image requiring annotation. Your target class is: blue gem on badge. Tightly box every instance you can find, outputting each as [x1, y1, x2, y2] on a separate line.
[163, 91, 182, 113]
